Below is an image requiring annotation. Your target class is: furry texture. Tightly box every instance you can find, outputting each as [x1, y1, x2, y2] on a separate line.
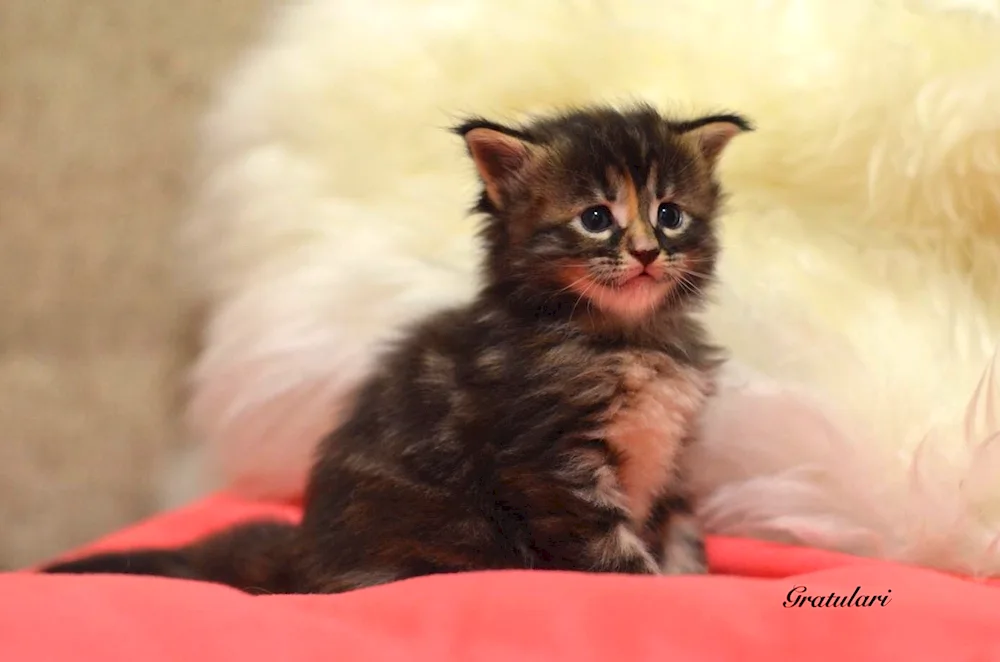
[174, 0, 1000, 577]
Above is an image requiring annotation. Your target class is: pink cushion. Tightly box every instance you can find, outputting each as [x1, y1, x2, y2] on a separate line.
[5, 493, 1000, 661]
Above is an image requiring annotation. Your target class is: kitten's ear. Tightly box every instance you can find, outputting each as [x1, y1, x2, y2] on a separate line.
[677, 114, 753, 168]
[455, 120, 537, 208]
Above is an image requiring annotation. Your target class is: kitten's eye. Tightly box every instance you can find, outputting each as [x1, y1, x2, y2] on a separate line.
[578, 206, 615, 234]
[656, 203, 687, 233]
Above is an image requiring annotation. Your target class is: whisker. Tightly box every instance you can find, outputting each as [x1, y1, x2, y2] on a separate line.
[538, 263, 593, 308]
[548, 273, 591, 298]
[673, 268, 711, 281]
[676, 255, 714, 266]
[570, 278, 598, 319]
[676, 273, 702, 299]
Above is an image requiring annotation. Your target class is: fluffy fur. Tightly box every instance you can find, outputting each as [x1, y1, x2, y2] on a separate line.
[172, 0, 1000, 577]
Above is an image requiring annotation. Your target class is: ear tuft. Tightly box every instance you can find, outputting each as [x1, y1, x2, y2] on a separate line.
[676, 114, 753, 167]
[455, 120, 536, 208]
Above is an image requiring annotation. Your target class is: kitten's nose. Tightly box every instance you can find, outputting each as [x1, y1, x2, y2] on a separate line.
[630, 248, 659, 266]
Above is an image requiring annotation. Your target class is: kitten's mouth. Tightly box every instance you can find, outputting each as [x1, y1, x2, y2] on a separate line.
[560, 265, 672, 320]
[615, 272, 657, 289]
[611, 268, 663, 290]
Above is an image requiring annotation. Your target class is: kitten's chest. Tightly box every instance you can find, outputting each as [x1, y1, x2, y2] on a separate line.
[603, 352, 710, 526]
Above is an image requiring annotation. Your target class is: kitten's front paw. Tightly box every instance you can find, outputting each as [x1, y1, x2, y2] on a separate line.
[591, 523, 661, 575]
[660, 513, 708, 575]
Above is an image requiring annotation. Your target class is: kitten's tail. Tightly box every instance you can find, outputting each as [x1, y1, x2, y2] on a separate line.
[40, 520, 301, 595]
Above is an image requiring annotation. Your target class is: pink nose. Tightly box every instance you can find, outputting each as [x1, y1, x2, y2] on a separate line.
[630, 249, 659, 266]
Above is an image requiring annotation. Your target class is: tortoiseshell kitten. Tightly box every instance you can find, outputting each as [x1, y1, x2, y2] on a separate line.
[43, 104, 751, 594]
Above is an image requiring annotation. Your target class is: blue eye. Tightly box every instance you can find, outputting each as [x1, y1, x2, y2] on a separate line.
[657, 203, 685, 231]
[579, 206, 615, 233]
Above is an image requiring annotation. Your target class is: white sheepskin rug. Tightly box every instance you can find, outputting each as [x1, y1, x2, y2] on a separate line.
[173, 0, 1000, 577]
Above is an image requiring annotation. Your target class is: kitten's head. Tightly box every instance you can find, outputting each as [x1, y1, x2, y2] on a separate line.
[456, 105, 750, 325]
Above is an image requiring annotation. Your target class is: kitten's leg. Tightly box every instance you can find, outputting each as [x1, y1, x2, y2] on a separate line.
[540, 452, 660, 575]
[517, 497, 661, 575]
[582, 516, 661, 575]
[644, 491, 708, 575]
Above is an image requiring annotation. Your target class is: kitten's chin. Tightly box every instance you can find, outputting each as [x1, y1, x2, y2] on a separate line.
[580, 276, 673, 323]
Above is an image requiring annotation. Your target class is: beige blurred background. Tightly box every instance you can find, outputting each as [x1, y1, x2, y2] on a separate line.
[0, 0, 270, 568]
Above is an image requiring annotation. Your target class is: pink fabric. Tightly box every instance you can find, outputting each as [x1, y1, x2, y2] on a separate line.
[5, 493, 999, 661]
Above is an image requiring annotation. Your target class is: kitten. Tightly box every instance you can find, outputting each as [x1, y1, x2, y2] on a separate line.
[43, 104, 751, 593]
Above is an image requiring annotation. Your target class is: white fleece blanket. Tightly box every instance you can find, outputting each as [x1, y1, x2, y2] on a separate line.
[171, 0, 1000, 577]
